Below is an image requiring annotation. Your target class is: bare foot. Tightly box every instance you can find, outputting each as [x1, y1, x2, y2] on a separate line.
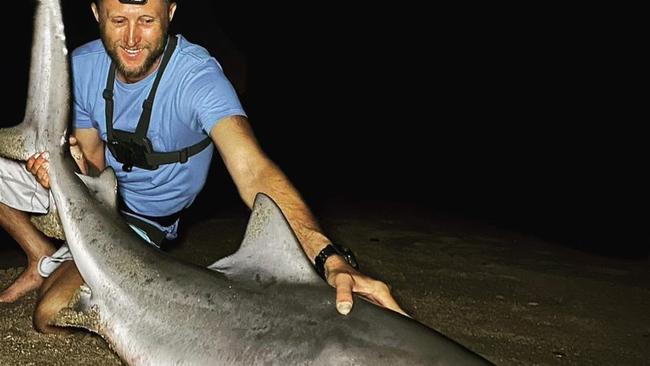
[0, 265, 44, 303]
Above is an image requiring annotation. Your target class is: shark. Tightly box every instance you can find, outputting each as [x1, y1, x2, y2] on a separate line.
[0, 1, 494, 365]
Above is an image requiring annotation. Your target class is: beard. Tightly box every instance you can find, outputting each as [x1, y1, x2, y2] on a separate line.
[101, 23, 169, 82]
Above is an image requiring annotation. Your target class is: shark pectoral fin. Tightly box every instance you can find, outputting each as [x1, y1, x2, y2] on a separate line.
[208, 192, 324, 286]
[52, 284, 101, 333]
[76, 168, 118, 211]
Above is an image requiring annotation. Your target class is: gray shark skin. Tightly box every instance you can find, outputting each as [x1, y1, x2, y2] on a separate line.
[0, 1, 494, 365]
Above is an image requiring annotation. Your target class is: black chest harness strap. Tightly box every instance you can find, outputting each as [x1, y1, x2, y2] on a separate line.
[103, 36, 212, 172]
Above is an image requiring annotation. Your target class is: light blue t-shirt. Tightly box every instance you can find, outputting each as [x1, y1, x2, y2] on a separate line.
[72, 34, 246, 217]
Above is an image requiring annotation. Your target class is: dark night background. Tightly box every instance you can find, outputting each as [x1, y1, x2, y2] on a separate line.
[1, 1, 643, 258]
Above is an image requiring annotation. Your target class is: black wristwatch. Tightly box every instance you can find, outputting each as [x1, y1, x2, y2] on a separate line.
[314, 243, 359, 281]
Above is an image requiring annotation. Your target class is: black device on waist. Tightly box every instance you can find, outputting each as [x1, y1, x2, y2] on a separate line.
[118, 196, 183, 248]
[103, 36, 211, 172]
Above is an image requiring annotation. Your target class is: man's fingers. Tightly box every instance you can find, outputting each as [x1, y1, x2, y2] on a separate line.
[71, 148, 83, 161]
[36, 163, 50, 189]
[26, 153, 40, 172]
[70, 137, 83, 160]
[40, 175, 50, 189]
[372, 291, 409, 317]
[29, 153, 49, 175]
[353, 278, 411, 317]
[327, 259, 409, 317]
[67, 137, 88, 174]
[334, 273, 354, 315]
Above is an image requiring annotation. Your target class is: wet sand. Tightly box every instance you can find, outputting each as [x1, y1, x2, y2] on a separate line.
[1, 203, 648, 365]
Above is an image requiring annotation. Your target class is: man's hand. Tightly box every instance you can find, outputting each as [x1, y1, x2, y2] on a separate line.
[26, 136, 88, 189]
[26, 151, 51, 189]
[325, 255, 409, 317]
[68, 136, 89, 175]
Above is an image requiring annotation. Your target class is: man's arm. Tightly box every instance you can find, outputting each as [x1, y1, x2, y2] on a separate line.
[72, 128, 106, 176]
[210, 115, 407, 316]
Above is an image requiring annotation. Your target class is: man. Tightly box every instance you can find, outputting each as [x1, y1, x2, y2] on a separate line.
[0, 0, 406, 333]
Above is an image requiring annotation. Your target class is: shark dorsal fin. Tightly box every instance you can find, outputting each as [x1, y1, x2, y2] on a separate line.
[76, 168, 118, 211]
[208, 193, 323, 286]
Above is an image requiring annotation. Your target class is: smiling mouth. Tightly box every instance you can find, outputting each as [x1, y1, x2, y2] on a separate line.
[122, 47, 143, 57]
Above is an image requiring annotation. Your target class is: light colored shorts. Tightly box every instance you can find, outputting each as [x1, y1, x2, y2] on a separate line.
[0, 156, 178, 277]
[0, 156, 51, 214]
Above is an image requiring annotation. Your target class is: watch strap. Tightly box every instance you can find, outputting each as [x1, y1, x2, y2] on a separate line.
[314, 243, 358, 281]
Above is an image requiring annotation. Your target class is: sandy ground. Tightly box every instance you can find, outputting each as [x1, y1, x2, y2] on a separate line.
[1, 202, 648, 366]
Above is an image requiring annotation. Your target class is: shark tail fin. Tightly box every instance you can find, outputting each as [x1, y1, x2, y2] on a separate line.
[0, 0, 69, 161]
[208, 192, 324, 286]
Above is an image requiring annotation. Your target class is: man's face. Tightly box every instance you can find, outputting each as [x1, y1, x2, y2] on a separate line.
[92, 0, 176, 82]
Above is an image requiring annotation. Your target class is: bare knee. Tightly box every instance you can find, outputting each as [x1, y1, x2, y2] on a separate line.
[33, 262, 83, 334]
[33, 293, 71, 334]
